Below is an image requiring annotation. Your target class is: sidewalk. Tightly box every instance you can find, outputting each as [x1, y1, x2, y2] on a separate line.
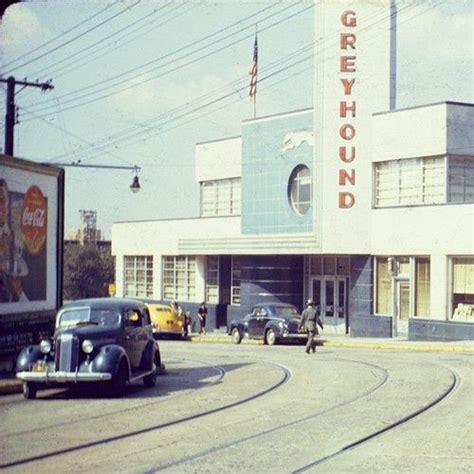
[2, 333, 472, 396]
[189, 331, 474, 353]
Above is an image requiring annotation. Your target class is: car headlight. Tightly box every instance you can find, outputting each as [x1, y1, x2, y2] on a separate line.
[39, 339, 52, 354]
[82, 339, 94, 354]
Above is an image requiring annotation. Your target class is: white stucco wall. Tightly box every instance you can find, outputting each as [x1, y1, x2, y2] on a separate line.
[111, 216, 240, 297]
[195, 137, 241, 182]
[314, 0, 395, 254]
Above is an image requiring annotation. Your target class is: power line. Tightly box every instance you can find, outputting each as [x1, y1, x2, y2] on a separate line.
[1, 2, 117, 70]
[26, 2, 311, 117]
[3, 0, 143, 74]
[24, 0, 294, 110]
[23, 1, 432, 167]
[28, 1, 178, 80]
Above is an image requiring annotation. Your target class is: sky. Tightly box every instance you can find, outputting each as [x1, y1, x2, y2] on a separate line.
[0, 0, 473, 239]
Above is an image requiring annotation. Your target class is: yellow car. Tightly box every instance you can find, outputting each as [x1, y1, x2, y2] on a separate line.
[147, 303, 186, 339]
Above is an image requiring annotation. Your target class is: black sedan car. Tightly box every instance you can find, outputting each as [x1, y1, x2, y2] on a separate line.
[228, 302, 306, 345]
[16, 298, 162, 399]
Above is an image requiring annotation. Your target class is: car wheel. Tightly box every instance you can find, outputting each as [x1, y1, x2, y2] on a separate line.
[265, 328, 277, 346]
[143, 352, 160, 387]
[231, 327, 242, 344]
[109, 360, 128, 397]
[23, 382, 37, 400]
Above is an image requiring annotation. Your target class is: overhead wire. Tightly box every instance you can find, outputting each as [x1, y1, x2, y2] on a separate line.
[1, 1, 117, 71]
[27, 1, 178, 80]
[24, 1, 299, 113]
[3, 0, 143, 74]
[18, 1, 438, 167]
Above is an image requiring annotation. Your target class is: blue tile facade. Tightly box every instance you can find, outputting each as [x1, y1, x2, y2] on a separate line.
[241, 110, 314, 234]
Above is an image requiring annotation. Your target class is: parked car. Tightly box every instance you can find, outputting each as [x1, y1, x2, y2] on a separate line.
[227, 302, 306, 345]
[16, 298, 162, 399]
[147, 303, 186, 338]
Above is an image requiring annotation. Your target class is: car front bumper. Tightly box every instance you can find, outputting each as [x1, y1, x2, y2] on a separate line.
[17, 370, 112, 383]
[282, 332, 307, 339]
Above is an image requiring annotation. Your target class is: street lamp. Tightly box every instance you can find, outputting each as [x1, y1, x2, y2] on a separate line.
[46, 162, 142, 193]
[130, 174, 141, 193]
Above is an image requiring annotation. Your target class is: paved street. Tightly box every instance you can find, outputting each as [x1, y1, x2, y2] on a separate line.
[1, 341, 473, 473]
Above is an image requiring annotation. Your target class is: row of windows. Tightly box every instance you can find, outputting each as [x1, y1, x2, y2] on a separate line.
[199, 157, 472, 219]
[122, 255, 473, 321]
[374, 256, 474, 320]
[123, 255, 242, 306]
[374, 156, 474, 207]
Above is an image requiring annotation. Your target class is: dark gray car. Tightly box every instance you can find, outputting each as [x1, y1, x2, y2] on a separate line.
[227, 302, 305, 345]
[16, 298, 162, 399]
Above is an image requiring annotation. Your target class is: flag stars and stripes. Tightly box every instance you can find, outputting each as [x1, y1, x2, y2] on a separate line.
[249, 33, 258, 99]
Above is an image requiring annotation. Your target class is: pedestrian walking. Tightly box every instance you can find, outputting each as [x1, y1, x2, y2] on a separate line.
[300, 299, 324, 354]
[198, 302, 208, 335]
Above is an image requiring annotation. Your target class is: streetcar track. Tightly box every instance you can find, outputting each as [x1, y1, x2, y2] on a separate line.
[145, 357, 390, 472]
[0, 361, 291, 469]
[4, 357, 226, 438]
[293, 364, 460, 473]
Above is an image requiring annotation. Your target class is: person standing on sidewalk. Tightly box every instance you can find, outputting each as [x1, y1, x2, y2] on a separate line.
[300, 299, 324, 354]
[198, 302, 208, 335]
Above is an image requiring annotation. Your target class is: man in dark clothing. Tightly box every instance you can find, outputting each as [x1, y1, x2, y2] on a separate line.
[198, 302, 208, 335]
[300, 299, 324, 354]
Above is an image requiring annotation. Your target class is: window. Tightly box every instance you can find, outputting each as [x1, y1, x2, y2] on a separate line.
[206, 256, 219, 303]
[307, 256, 349, 276]
[448, 157, 474, 203]
[200, 178, 241, 216]
[124, 256, 153, 298]
[162, 256, 196, 301]
[451, 257, 474, 321]
[288, 165, 312, 215]
[375, 257, 391, 314]
[414, 258, 430, 317]
[374, 157, 445, 207]
[231, 256, 241, 305]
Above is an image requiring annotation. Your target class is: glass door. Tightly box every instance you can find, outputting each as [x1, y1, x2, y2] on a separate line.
[394, 279, 409, 336]
[310, 277, 348, 332]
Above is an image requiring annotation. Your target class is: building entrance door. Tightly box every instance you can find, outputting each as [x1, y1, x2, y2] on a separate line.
[394, 279, 409, 336]
[310, 277, 348, 333]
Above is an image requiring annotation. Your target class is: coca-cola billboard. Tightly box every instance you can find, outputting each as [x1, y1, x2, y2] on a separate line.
[0, 182, 48, 302]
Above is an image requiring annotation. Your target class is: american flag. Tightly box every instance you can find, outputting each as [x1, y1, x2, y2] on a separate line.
[249, 33, 258, 99]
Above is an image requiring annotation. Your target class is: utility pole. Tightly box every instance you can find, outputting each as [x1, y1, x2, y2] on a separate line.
[0, 75, 53, 156]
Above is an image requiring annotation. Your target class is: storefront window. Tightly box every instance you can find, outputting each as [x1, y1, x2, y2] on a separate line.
[206, 256, 219, 303]
[375, 258, 391, 314]
[451, 257, 474, 321]
[124, 256, 153, 298]
[414, 258, 430, 316]
[162, 256, 196, 301]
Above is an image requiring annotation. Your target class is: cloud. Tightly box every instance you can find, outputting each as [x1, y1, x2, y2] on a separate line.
[0, 4, 51, 66]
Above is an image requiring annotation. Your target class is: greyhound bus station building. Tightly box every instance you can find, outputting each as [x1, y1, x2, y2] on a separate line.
[112, 2, 473, 341]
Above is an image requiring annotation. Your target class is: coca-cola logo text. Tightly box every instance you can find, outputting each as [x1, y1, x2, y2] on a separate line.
[21, 185, 47, 255]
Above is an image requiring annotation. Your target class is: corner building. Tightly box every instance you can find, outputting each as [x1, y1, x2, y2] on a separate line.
[112, 0, 474, 341]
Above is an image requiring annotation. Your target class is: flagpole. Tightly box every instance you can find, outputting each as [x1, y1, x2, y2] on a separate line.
[249, 24, 258, 119]
[254, 24, 257, 119]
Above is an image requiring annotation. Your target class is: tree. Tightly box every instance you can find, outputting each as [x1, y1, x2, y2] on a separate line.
[63, 243, 114, 300]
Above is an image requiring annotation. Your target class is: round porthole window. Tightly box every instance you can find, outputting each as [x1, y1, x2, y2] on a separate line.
[288, 165, 312, 215]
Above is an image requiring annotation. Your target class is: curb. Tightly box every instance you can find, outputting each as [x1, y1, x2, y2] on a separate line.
[187, 335, 474, 353]
[0, 378, 22, 395]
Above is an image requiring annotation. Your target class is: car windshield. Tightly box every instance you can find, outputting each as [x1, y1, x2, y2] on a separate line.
[58, 308, 121, 328]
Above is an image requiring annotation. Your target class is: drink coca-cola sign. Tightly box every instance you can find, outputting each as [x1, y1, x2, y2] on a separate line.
[21, 185, 47, 255]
